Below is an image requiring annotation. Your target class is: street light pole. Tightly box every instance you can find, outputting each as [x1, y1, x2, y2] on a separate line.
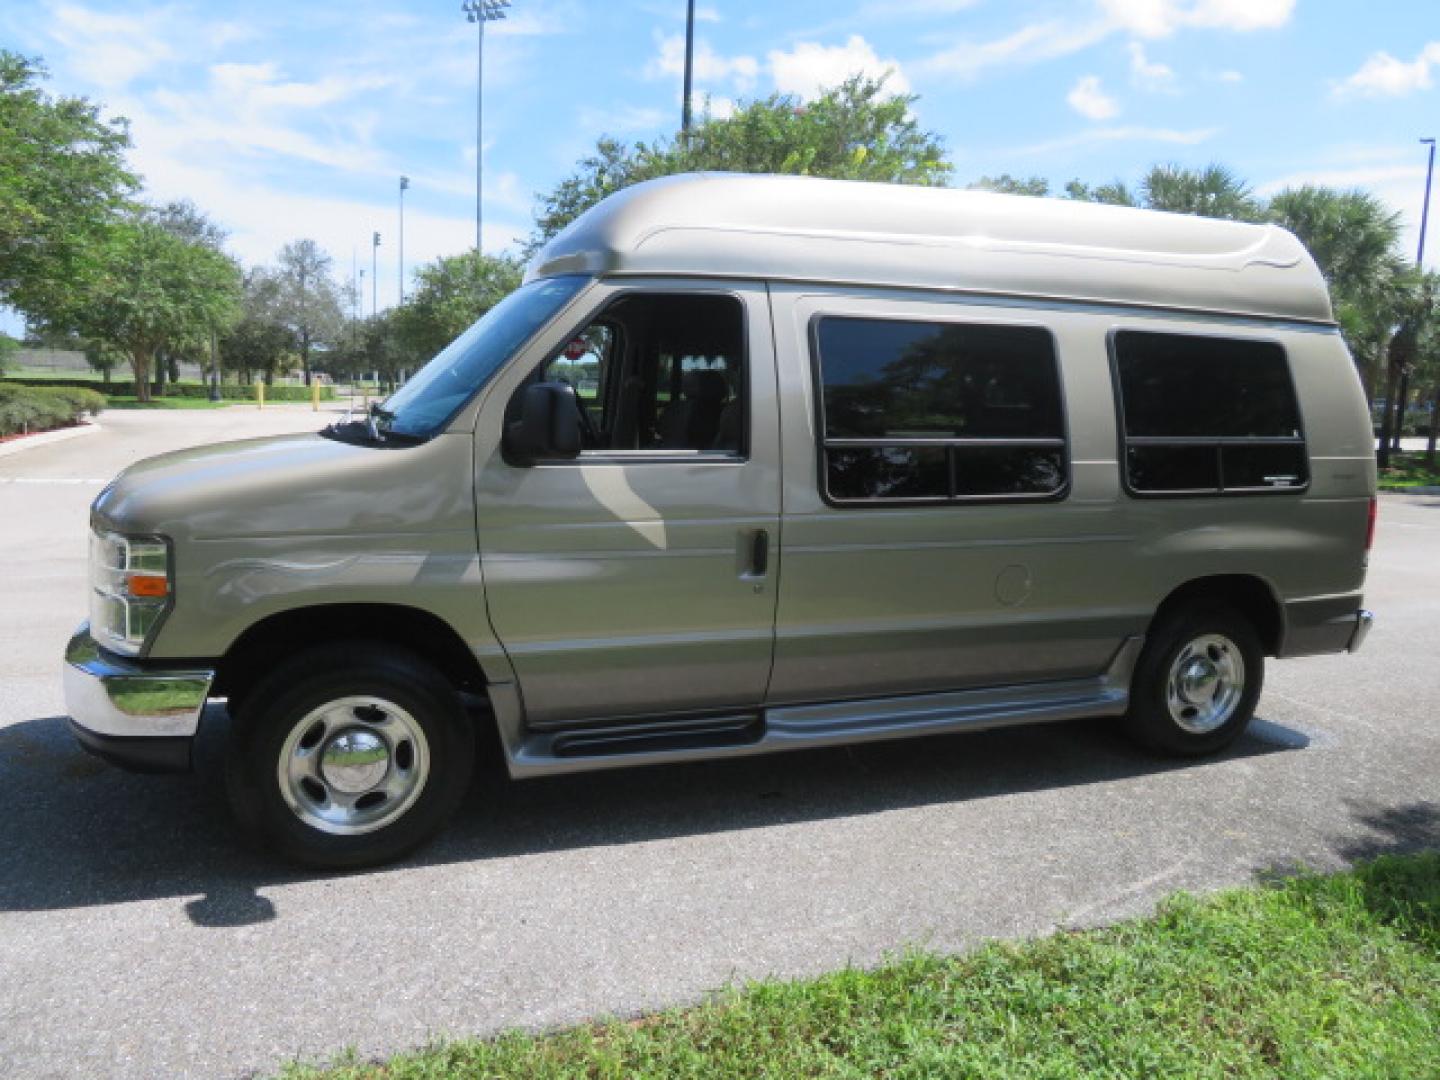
[1393, 137, 1438, 456]
[371, 231, 380, 317]
[398, 175, 410, 305]
[1419, 138, 1435, 266]
[462, 0, 511, 254]
[682, 0, 695, 135]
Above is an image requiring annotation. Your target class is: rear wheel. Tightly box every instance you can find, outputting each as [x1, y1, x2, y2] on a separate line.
[1124, 604, 1263, 756]
[225, 643, 475, 869]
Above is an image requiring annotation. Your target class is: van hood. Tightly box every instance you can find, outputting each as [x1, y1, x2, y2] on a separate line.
[92, 431, 477, 541]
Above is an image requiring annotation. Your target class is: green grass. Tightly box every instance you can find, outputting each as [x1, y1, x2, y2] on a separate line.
[102, 395, 236, 409]
[281, 853, 1440, 1079]
[1378, 452, 1440, 491]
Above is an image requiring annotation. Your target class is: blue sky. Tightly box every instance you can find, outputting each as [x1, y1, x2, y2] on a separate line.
[3, 0, 1439, 328]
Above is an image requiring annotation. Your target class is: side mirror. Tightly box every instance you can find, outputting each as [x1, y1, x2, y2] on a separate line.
[505, 381, 581, 464]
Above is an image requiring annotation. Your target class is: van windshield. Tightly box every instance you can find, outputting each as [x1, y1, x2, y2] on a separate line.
[378, 274, 588, 439]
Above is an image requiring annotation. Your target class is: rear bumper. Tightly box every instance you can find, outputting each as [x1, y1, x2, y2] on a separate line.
[1347, 609, 1374, 653]
[63, 623, 213, 773]
[1280, 596, 1374, 658]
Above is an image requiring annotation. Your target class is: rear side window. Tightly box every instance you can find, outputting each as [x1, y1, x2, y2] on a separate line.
[1112, 331, 1307, 495]
[812, 317, 1067, 504]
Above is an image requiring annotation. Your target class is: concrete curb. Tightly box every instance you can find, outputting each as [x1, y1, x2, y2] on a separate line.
[0, 419, 101, 459]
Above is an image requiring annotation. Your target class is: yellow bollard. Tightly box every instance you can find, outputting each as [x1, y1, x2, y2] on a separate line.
[257, 382, 265, 409]
[312, 380, 320, 411]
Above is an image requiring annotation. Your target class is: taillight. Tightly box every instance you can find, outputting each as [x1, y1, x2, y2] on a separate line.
[1364, 496, 1377, 552]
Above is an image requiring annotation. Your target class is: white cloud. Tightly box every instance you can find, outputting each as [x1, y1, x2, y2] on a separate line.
[859, 0, 982, 12]
[576, 103, 670, 135]
[1067, 75, 1119, 120]
[1254, 163, 1424, 196]
[47, 2, 173, 88]
[701, 95, 737, 120]
[917, 19, 1111, 82]
[1128, 42, 1176, 90]
[646, 32, 759, 92]
[767, 35, 910, 100]
[1099, 0, 1295, 38]
[1332, 42, 1440, 100]
[1005, 124, 1218, 157]
[1215, 69, 1244, 83]
[695, 6, 722, 23]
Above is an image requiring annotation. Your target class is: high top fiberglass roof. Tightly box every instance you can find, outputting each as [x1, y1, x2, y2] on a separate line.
[528, 173, 1334, 325]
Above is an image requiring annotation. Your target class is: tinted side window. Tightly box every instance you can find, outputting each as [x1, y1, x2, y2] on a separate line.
[1113, 331, 1307, 494]
[814, 317, 1067, 504]
[523, 292, 746, 456]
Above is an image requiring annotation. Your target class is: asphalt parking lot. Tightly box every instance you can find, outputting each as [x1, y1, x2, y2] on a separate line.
[1, 409, 1437, 1079]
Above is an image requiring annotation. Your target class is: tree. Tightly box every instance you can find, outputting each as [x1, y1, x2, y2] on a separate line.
[1136, 163, 1263, 221]
[1268, 187, 1404, 311]
[275, 239, 344, 386]
[145, 199, 228, 251]
[83, 338, 124, 384]
[391, 251, 523, 366]
[220, 267, 293, 385]
[64, 216, 240, 401]
[0, 332, 18, 374]
[139, 201, 231, 394]
[0, 52, 136, 323]
[530, 75, 952, 252]
[971, 175, 1051, 197]
[1063, 178, 1136, 206]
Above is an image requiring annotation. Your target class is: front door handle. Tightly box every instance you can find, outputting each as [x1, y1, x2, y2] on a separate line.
[751, 528, 769, 576]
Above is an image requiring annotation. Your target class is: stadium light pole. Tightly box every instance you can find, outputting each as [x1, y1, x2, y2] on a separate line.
[682, 0, 695, 135]
[462, 0, 510, 254]
[398, 175, 410, 304]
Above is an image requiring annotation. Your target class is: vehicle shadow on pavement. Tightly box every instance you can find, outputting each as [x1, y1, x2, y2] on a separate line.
[0, 704, 1310, 926]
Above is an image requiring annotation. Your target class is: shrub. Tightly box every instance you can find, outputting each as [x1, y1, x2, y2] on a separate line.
[0, 383, 104, 436]
[1, 377, 335, 402]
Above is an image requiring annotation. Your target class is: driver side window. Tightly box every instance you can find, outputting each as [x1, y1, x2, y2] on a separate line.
[525, 291, 747, 456]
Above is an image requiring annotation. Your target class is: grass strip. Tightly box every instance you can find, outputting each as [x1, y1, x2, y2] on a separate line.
[283, 852, 1439, 1079]
[102, 395, 235, 409]
[1378, 452, 1440, 491]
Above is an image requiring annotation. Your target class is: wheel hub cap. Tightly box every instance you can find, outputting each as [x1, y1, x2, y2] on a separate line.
[276, 696, 431, 836]
[320, 729, 390, 793]
[1177, 658, 1219, 704]
[1165, 633, 1246, 735]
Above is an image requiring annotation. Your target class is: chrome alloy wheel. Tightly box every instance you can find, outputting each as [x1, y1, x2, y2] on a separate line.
[1165, 633, 1246, 735]
[277, 696, 431, 835]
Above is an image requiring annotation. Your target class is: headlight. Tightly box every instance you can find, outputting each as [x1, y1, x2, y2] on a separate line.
[90, 529, 173, 656]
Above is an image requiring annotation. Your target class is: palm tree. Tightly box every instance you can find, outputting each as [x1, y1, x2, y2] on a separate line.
[1268, 187, 1404, 312]
[1139, 163, 1263, 221]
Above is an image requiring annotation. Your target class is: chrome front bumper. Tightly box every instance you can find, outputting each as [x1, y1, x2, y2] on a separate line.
[63, 623, 214, 771]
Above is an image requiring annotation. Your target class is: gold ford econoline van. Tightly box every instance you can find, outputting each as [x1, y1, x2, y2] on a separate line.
[63, 174, 1377, 867]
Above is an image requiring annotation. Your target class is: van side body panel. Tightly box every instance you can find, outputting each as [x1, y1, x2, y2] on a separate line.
[766, 283, 1372, 707]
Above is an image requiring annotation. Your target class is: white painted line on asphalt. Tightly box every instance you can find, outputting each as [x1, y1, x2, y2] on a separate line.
[0, 477, 109, 484]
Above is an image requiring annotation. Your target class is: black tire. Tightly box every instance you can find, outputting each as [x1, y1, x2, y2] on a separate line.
[1124, 603, 1263, 757]
[225, 642, 475, 869]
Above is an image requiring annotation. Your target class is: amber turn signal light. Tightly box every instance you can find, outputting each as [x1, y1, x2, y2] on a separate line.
[127, 574, 169, 598]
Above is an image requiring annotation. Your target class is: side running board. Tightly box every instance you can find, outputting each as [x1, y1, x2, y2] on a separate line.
[494, 637, 1143, 779]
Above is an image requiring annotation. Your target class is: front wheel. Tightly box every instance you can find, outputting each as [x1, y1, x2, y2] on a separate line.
[1124, 605, 1263, 757]
[225, 643, 475, 869]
